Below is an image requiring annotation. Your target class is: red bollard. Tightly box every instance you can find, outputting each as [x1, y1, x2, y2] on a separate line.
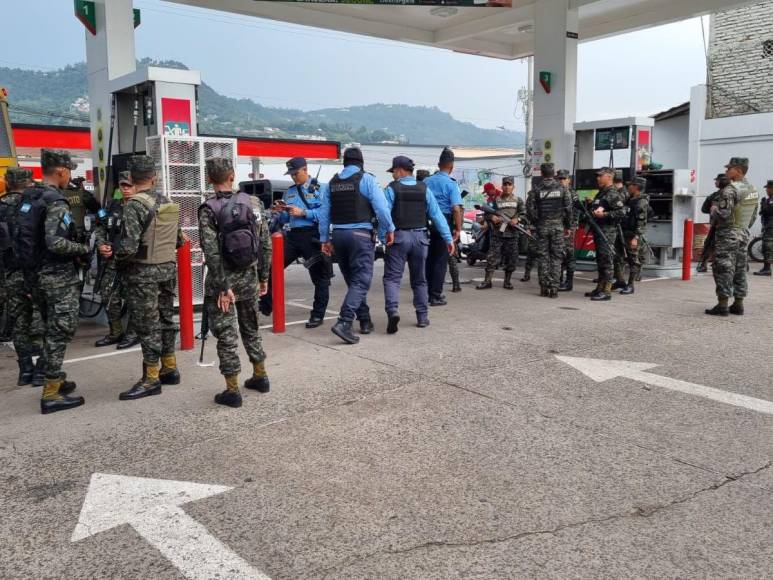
[271, 232, 285, 334]
[682, 218, 694, 281]
[177, 239, 195, 350]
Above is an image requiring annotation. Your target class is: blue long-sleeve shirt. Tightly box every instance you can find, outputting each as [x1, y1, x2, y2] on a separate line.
[423, 170, 463, 216]
[317, 165, 395, 243]
[382, 176, 452, 244]
[276, 181, 323, 229]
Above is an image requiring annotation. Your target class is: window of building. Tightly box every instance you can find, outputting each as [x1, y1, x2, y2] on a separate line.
[594, 127, 630, 151]
[763, 40, 773, 59]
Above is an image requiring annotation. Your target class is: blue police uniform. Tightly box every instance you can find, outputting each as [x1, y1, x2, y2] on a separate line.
[382, 176, 451, 324]
[262, 181, 331, 322]
[318, 165, 395, 329]
[422, 170, 462, 302]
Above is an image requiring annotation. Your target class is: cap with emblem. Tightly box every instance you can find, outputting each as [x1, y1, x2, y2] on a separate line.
[502, 176, 514, 186]
[556, 169, 570, 179]
[596, 167, 615, 177]
[725, 157, 749, 168]
[128, 155, 156, 181]
[41, 149, 77, 171]
[284, 157, 307, 176]
[118, 171, 132, 186]
[205, 157, 234, 184]
[627, 176, 647, 191]
[5, 167, 33, 187]
[387, 155, 414, 173]
[439, 147, 454, 166]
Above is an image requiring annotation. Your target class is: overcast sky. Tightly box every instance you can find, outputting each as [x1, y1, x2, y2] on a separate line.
[0, 0, 709, 131]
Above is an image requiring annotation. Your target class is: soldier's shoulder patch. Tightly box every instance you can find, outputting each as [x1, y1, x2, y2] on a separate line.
[63, 213, 72, 226]
[720, 199, 728, 209]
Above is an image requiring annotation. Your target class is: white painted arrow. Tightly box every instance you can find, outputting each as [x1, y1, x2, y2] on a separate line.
[557, 355, 773, 415]
[71, 473, 270, 580]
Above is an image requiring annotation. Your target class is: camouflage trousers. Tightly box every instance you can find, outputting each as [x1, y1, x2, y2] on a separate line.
[594, 225, 619, 284]
[34, 282, 80, 378]
[762, 228, 773, 263]
[562, 228, 577, 273]
[485, 234, 518, 274]
[99, 262, 133, 337]
[712, 228, 748, 299]
[206, 293, 266, 377]
[519, 232, 537, 271]
[125, 277, 177, 364]
[536, 223, 565, 291]
[447, 245, 460, 286]
[5, 271, 43, 355]
[614, 235, 645, 281]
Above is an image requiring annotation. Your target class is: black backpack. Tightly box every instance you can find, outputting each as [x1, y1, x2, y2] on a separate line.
[202, 192, 261, 270]
[0, 194, 19, 266]
[14, 185, 64, 271]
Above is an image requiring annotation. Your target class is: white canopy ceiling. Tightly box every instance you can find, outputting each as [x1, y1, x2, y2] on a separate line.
[169, 0, 752, 60]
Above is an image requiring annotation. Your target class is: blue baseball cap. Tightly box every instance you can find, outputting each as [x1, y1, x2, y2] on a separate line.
[284, 157, 307, 176]
[387, 155, 414, 173]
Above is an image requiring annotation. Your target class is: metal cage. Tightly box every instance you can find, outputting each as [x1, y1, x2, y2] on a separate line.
[146, 135, 238, 305]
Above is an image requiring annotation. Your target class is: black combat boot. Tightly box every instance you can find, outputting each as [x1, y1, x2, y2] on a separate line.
[520, 268, 531, 282]
[95, 334, 122, 348]
[611, 279, 627, 290]
[119, 362, 162, 400]
[548, 288, 559, 298]
[705, 297, 729, 316]
[451, 281, 462, 293]
[244, 362, 270, 393]
[359, 319, 374, 334]
[729, 298, 744, 315]
[305, 316, 324, 329]
[17, 356, 34, 386]
[159, 354, 181, 385]
[696, 261, 708, 273]
[585, 283, 602, 298]
[753, 262, 771, 276]
[32, 357, 46, 387]
[215, 375, 243, 408]
[116, 333, 140, 350]
[332, 319, 360, 344]
[503, 272, 514, 290]
[40, 377, 84, 415]
[591, 282, 612, 301]
[476, 271, 493, 290]
[620, 274, 636, 295]
[386, 312, 400, 335]
[558, 270, 574, 292]
[540, 286, 549, 297]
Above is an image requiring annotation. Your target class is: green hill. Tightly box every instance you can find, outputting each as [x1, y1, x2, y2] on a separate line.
[0, 59, 524, 147]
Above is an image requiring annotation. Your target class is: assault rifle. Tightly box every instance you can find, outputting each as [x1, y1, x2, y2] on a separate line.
[474, 204, 535, 241]
[574, 198, 617, 258]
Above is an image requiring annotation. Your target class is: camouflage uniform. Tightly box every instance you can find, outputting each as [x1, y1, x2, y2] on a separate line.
[615, 180, 650, 293]
[756, 185, 773, 273]
[484, 194, 522, 276]
[526, 171, 573, 296]
[710, 173, 758, 302]
[559, 176, 579, 289]
[199, 190, 271, 378]
[590, 183, 627, 292]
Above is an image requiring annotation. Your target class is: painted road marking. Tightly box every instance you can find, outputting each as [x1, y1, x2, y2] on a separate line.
[72, 473, 271, 580]
[557, 355, 773, 415]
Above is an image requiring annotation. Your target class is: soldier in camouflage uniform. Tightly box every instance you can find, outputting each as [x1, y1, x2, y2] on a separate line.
[519, 219, 538, 282]
[557, 169, 579, 292]
[753, 179, 773, 276]
[697, 174, 730, 273]
[25, 150, 89, 414]
[616, 177, 650, 295]
[93, 171, 139, 349]
[476, 175, 522, 290]
[526, 163, 573, 298]
[0, 168, 37, 384]
[706, 157, 759, 316]
[585, 167, 627, 301]
[198, 157, 272, 408]
[115, 155, 183, 400]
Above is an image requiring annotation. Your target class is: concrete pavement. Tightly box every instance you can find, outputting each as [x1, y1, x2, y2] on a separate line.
[1, 259, 772, 579]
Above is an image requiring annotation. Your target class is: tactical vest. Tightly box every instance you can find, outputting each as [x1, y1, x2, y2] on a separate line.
[97, 200, 124, 245]
[63, 187, 87, 240]
[592, 186, 622, 225]
[760, 197, 773, 229]
[15, 184, 74, 269]
[623, 196, 649, 234]
[329, 171, 373, 225]
[536, 180, 565, 222]
[728, 180, 758, 230]
[131, 191, 180, 265]
[496, 197, 520, 219]
[0, 192, 22, 270]
[390, 181, 427, 230]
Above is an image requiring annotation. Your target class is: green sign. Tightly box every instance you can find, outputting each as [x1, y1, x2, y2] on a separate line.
[74, 1, 141, 36]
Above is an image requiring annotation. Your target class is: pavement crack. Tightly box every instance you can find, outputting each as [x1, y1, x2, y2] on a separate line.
[311, 461, 772, 577]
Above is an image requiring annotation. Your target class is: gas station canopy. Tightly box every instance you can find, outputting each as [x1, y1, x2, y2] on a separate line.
[169, 0, 747, 60]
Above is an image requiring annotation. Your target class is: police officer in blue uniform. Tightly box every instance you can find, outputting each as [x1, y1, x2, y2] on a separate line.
[381, 156, 453, 334]
[265, 157, 331, 328]
[423, 147, 462, 306]
[318, 147, 395, 344]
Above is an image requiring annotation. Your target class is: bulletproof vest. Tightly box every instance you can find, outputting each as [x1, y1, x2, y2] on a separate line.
[496, 197, 520, 219]
[623, 196, 649, 233]
[15, 184, 73, 269]
[202, 191, 262, 270]
[329, 171, 373, 225]
[536, 179, 565, 221]
[131, 191, 180, 265]
[63, 187, 87, 241]
[760, 197, 773, 228]
[592, 186, 623, 225]
[0, 191, 23, 270]
[728, 180, 759, 230]
[390, 181, 427, 230]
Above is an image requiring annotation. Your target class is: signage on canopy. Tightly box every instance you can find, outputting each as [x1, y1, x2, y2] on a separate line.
[269, 0, 513, 5]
